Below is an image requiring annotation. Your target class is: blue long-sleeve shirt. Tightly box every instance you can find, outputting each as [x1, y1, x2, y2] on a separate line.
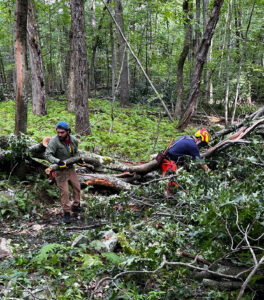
[166, 136, 201, 163]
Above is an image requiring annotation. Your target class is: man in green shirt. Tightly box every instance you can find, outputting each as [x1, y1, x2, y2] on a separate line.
[45, 121, 81, 224]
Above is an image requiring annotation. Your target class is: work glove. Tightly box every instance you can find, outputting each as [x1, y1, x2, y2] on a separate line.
[77, 158, 86, 166]
[58, 160, 67, 168]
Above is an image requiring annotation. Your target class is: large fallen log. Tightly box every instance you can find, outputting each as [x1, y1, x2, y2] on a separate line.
[78, 174, 132, 191]
[46, 154, 159, 175]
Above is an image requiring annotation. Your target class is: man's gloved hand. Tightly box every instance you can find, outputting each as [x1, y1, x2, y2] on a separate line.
[58, 160, 67, 168]
[77, 158, 86, 166]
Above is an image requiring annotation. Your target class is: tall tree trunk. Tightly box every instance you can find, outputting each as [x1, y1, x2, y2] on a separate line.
[110, 18, 117, 98]
[202, 0, 208, 35]
[47, 5, 54, 94]
[231, 0, 256, 124]
[0, 52, 6, 85]
[90, 0, 111, 92]
[57, 28, 65, 93]
[194, 0, 201, 56]
[14, 0, 29, 135]
[207, 38, 213, 104]
[177, 0, 224, 131]
[114, 0, 129, 107]
[67, 29, 75, 112]
[145, 9, 152, 88]
[89, 0, 97, 91]
[70, 0, 91, 135]
[174, 0, 192, 119]
[224, 0, 232, 127]
[27, 0, 46, 116]
[234, 0, 242, 60]
[218, 9, 229, 78]
[90, 0, 96, 30]
[203, 0, 211, 101]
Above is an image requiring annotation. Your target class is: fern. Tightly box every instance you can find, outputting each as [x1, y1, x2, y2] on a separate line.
[102, 252, 122, 265]
[33, 243, 64, 263]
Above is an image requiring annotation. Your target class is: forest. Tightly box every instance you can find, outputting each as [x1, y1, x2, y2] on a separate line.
[0, 0, 264, 299]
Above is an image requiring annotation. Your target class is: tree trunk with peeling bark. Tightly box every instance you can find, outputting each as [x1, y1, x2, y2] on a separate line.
[14, 0, 29, 135]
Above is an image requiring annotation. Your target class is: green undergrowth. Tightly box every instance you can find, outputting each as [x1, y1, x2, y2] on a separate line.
[0, 99, 264, 299]
[0, 98, 192, 161]
[0, 134, 264, 299]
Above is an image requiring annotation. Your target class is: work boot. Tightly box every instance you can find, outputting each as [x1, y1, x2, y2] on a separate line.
[71, 204, 81, 213]
[62, 212, 71, 224]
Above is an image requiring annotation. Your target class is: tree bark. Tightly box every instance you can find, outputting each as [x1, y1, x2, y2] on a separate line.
[114, 0, 129, 107]
[90, 0, 96, 30]
[0, 51, 6, 86]
[67, 28, 75, 112]
[70, 0, 91, 135]
[174, 0, 192, 118]
[218, 8, 228, 78]
[194, 0, 201, 57]
[79, 173, 132, 191]
[27, 0, 46, 116]
[177, 0, 224, 131]
[231, 0, 256, 124]
[224, 0, 232, 127]
[90, 1, 109, 92]
[14, 0, 29, 135]
[110, 17, 117, 99]
[234, 0, 242, 59]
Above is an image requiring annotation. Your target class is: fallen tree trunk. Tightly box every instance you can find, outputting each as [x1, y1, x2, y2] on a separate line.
[46, 154, 159, 175]
[202, 117, 264, 158]
[78, 173, 132, 191]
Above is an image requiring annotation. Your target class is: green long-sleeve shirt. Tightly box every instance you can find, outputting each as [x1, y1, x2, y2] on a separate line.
[44, 135, 79, 164]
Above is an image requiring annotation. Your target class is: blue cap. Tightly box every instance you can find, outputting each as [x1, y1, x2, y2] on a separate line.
[56, 121, 70, 130]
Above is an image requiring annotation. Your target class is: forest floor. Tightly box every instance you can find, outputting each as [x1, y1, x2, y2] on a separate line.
[1, 99, 263, 299]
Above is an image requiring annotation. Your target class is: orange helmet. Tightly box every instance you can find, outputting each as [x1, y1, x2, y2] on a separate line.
[194, 129, 210, 143]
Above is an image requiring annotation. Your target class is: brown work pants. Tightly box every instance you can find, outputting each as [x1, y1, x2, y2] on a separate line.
[54, 167, 80, 213]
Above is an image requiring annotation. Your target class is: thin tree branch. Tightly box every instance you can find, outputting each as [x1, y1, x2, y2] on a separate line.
[237, 256, 264, 300]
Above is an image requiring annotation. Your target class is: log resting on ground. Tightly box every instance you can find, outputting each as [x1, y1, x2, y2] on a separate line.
[78, 174, 132, 191]
[46, 154, 159, 175]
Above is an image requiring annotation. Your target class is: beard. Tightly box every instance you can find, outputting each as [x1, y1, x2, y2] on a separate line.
[59, 135, 67, 141]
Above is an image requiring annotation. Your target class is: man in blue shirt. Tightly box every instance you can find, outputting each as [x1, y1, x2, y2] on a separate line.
[161, 129, 210, 193]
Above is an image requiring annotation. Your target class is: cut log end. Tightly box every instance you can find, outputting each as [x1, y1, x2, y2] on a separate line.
[85, 179, 115, 188]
